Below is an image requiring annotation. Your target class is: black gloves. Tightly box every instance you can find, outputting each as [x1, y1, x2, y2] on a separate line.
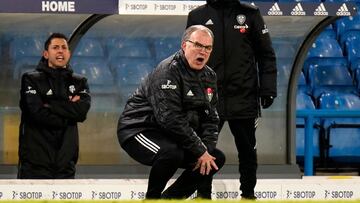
[261, 96, 274, 109]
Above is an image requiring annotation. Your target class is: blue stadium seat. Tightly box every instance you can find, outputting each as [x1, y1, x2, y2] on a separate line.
[346, 38, 360, 66]
[355, 68, 360, 91]
[298, 71, 310, 94]
[304, 38, 344, 84]
[350, 57, 360, 73]
[338, 30, 360, 51]
[308, 64, 356, 99]
[71, 56, 120, 111]
[72, 37, 105, 57]
[303, 37, 348, 86]
[106, 37, 152, 61]
[9, 36, 44, 60]
[9, 36, 44, 79]
[324, 24, 334, 30]
[334, 16, 360, 39]
[316, 29, 337, 41]
[296, 91, 320, 161]
[303, 57, 348, 80]
[297, 91, 315, 110]
[110, 58, 155, 99]
[307, 38, 343, 58]
[153, 37, 180, 63]
[319, 92, 360, 163]
[298, 71, 306, 86]
[106, 37, 153, 80]
[71, 57, 114, 87]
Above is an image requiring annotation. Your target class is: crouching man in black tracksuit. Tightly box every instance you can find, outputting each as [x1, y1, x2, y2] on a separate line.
[117, 25, 225, 199]
[18, 33, 91, 179]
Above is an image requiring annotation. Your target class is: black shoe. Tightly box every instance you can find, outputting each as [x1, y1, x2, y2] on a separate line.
[241, 195, 257, 200]
[195, 190, 212, 200]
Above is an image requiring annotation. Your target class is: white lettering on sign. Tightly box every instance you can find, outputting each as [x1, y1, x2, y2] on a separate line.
[42, 1, 75, 12]
[125, 3, 147, 10]
[182, 4, 199, 12]
[118, 1, 205, 15]
[154, 4, 176, 11]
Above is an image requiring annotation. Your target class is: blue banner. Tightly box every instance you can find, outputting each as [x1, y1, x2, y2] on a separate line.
[0, 0, 118, 14]
[0, 0, 357, 16]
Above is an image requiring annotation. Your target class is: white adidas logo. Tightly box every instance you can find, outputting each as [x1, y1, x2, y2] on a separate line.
[205, 19, 213, 25]
[46, 89, 53, 96]
[187, 90, 194, 97]
[291, 3, 306, 16]
[336, 3, 351, 16]
[268, 3, 283, 16]
[314, 3, 328, 16]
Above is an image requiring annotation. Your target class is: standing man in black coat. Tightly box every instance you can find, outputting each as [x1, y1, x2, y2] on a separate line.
[187, 0, 277, 199]
[18, 33, 91, 179]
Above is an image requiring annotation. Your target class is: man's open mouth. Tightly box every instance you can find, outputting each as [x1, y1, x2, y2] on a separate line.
[56, 56, 64, 60]
[196, 57, 204, 62]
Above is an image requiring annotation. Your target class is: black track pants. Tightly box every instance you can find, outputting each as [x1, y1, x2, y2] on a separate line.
[122, 130, 225, 199]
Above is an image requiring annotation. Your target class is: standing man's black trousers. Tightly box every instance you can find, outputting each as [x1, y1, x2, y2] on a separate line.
[197, 118, 257, 199]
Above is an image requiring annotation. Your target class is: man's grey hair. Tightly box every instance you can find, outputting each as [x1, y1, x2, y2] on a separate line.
[182, 25, 214, 43]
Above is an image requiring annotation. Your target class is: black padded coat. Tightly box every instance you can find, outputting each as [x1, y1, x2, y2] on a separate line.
[19, 58, 91, 177]
[187, 1, 277, 119]
[117, 50, 219, 157]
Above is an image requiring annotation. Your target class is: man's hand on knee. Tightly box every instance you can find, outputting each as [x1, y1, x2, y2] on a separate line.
[193, 151, 218, 175]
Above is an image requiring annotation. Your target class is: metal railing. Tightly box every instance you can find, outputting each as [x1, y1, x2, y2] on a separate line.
[297, 109, 360, 176]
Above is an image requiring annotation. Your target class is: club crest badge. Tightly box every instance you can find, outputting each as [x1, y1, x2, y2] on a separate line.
[236, 15, 246, 25]
[206, 87, 213, 102]
[69, 85, 75, 94]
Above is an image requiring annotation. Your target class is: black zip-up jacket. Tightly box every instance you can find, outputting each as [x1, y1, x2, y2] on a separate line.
[19, 58, 91, 176]
[118, 50, 219, 157]
[187, 0, 277, 119]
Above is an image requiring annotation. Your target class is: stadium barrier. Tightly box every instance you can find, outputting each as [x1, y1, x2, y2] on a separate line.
[0, 177, 359, 200]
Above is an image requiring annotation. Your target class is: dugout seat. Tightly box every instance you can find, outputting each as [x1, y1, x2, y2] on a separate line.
[346, 38, 360, 67]
[339, 30, 360, 52]
[334, 16, 360, 40]
[153, 36, 180, 64]
[106, 37, 152, 62]
[9, 35, 44, 79]
[72, 37, 105, 57]
[318, 92, 360, 164]
[71, 56, 120, 111]
[110, 58, 154, 100]
[296, 91, 321, 165]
